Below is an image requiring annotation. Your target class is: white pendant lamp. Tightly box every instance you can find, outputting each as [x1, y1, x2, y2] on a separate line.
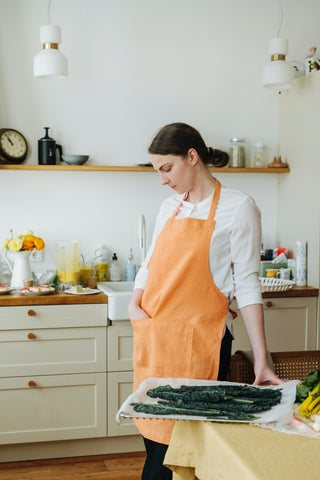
[262, 0, 293, 92]
[262, 37, 294, 91]
[33, 1, 68, 78]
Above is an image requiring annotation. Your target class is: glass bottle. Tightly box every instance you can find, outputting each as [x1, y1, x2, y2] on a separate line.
[229, 138, 246, 167]
[253, 143, 265, 168]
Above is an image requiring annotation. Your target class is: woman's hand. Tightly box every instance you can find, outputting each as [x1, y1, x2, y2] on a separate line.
[253, 363, 285, 386]
[128, 288, 150, 321]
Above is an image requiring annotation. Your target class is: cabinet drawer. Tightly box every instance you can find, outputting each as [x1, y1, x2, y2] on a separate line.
[108, 325, 133, 372]
[0, 327, 107, 377]
[0, 373, 107, 444]
[108, 371, 138, 437]
[0, 304, 108, 330]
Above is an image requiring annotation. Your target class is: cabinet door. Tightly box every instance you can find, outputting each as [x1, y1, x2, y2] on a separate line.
[108, 325, 133, 372]
[0, 373, 107, 444]
[107, 371, 139, 437]
[0, 326, 107, 377]
[231, 297, 318, 353]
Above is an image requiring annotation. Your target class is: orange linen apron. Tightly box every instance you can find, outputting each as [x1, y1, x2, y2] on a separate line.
[131, 180, 229, 444]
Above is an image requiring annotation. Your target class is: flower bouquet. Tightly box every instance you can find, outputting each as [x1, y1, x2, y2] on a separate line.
[2, 229, 45, 252]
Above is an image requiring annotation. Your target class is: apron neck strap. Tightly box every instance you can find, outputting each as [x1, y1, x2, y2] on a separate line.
[171, 179, 221, 220]
[207, 179, 221, 222]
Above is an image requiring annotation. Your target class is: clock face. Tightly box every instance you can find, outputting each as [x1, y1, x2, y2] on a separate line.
[0, 129, 28, 160]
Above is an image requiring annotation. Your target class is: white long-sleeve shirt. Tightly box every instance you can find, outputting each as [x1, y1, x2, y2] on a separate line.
[134, 183, 263, 334]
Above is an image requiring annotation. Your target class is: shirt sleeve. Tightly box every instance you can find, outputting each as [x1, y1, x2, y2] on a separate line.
[230, 196, 262, 309]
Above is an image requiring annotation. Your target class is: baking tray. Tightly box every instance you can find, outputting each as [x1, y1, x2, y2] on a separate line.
[117, 377, 299, 425]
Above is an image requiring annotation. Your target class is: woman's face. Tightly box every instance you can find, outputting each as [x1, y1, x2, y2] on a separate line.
[150, 153, 196, 195]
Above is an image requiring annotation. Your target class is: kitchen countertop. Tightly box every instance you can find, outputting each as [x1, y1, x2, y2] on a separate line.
[261, 285, 318, 298]
[0, 286, 317, 307]
[0, 290, 108, 306]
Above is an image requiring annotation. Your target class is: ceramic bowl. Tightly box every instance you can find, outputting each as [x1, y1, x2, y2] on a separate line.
[61, 155, 89, 165]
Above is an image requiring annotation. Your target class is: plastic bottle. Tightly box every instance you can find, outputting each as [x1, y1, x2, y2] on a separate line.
[125, 249, 136, 281]
[109, 253, 121, 281]
[94, 244, 111, 281]
[296, 241, 307, 286]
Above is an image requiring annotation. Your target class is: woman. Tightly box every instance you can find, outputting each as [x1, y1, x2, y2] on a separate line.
[128, 122, 283, 480]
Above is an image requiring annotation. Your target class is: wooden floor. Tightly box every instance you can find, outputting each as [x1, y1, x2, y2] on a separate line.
[0, 452, 146, 480]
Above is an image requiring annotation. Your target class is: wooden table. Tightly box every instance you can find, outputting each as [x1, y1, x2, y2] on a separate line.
[164, 420, 320, 480]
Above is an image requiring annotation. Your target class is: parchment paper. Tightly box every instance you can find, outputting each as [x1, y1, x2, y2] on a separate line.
[117, 377, 299, 425]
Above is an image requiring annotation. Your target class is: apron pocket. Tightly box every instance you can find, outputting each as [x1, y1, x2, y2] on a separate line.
[132, 319, 194, 380]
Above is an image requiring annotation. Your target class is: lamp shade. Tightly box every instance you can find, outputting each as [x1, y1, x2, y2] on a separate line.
[262, 37, 294, 91]
[262, 60, 294, 90]
[33, 25, 68, 78]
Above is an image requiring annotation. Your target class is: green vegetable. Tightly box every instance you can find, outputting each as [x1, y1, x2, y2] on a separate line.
[296, 370, 320, 403]
[157, 400, 273, 414]
[133, 383, 282, 421]
[147, 384, 282, 406]
[131, 402, 258, 421]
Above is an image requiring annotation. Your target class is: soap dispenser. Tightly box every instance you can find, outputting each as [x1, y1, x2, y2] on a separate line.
[109, 253, 121, 281]
[125, 249, 136, 281]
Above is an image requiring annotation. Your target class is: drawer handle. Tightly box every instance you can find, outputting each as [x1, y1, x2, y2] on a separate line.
[266, 301, 273, 308]
[27, 332, 36, 340]
[27, 309, 37, 316]
[28, 380, 36, 388]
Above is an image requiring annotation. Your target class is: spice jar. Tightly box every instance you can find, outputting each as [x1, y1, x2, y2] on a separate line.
[253, 143, 265, 168]
[229, 138, 246, 167]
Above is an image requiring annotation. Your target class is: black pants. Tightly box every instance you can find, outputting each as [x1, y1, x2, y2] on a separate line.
[141, 328, 233, 480]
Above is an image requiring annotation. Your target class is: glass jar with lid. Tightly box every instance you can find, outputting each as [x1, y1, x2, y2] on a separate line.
[229, 138, 246, 167]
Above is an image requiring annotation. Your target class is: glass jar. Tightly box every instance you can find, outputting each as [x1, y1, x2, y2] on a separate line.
[229, 138, 246, 167]
[253, 143, 265, 168]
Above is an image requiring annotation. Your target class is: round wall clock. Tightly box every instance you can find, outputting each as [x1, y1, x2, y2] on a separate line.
[0, 128, 28, 164]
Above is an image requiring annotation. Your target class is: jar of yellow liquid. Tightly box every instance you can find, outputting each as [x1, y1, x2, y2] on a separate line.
[56, 240, 81, 287]
[80, 263, 94, 286]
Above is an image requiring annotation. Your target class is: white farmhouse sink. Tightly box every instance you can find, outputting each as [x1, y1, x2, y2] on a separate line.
[98, 281, 135, 320]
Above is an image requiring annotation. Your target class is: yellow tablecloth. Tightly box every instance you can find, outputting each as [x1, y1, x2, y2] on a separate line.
[164, 420, 320, 480]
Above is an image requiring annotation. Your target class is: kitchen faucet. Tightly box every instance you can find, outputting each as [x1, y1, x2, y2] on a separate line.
[138, 214, 146, 265]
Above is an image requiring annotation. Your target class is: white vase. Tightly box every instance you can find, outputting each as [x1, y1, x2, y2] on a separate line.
[5, 250, 33, 289]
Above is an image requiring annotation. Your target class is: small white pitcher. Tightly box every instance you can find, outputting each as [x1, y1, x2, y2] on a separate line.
[4, 250, 33, 289]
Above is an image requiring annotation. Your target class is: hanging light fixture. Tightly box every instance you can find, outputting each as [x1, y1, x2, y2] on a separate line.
[33, 0, 68, 78]
[262, 1, 294, 92]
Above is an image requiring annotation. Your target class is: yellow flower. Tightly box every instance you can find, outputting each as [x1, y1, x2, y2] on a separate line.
[2, 229, 45, 252]
[7, 238, 23, 252]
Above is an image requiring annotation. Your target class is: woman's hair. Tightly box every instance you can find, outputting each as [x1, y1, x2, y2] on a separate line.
[148, 122, 229, 168]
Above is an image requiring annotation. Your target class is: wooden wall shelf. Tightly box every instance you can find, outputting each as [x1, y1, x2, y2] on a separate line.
[0, 164, 290, 173]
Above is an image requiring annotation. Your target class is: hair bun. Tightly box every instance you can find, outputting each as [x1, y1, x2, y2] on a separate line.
[207, 147, 229, 168]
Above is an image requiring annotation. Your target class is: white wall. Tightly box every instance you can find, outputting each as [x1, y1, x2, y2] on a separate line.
[278, 71, 320, 288]
[0, 0, 319, 276]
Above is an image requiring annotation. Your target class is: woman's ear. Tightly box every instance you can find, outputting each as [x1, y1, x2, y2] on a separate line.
[187, 148, 200, 166]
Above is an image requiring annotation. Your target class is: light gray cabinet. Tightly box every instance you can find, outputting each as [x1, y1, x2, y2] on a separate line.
[107, 324, 138, 436]
[0, 304, 108, 444]
[230, 296, 318, 353]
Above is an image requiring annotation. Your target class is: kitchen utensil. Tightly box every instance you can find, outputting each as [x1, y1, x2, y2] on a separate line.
[61, 155, 89, 165]
[38, 127, 63, 165]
